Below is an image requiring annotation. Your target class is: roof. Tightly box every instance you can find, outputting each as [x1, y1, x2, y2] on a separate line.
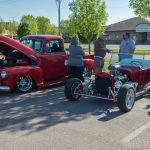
[106, 17, 150, 32]
[22, 34, 63, 41]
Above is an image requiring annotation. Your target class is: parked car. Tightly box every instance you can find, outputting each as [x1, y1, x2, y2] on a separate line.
[65, 53, 150, 112]
[0, 35, 93, 93]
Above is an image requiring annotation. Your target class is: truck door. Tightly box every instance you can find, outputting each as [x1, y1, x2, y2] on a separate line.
[42, 39, 67, 81]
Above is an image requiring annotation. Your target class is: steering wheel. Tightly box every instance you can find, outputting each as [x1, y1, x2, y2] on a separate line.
[130, 60, 143, 68]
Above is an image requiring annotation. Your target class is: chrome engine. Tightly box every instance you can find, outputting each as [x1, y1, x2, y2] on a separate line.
[109, 64, 128, 90]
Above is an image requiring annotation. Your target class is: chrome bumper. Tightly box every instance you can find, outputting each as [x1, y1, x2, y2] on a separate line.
[0, 86, 10, 92]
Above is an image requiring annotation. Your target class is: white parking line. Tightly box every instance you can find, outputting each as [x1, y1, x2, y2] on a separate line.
[122, 120, 150, 143]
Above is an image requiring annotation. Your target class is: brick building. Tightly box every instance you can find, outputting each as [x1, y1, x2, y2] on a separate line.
[105, 17, 150, 44]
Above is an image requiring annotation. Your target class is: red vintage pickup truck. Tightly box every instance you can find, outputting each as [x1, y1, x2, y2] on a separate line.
[0, 35, 94, 92]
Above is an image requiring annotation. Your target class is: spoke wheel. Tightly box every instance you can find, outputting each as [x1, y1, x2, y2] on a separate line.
[71, 82, 82, 99]
[65, 78, 83, 101]
[16, 76, 33, 92]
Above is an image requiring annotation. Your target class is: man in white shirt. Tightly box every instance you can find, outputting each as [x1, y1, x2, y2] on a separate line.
[119, 32, 136, 61]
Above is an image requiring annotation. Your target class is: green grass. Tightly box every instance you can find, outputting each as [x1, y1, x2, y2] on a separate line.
[111, 49, 150, 54]
[64, 43, 70, 49]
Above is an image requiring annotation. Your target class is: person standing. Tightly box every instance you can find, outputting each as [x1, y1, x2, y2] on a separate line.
[119, 32, 135, 61]
[94, 32, 110, 73]
[68, 35, 85, 81]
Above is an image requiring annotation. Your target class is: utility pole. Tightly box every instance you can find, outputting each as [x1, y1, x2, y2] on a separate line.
[56, 0, 62, 35]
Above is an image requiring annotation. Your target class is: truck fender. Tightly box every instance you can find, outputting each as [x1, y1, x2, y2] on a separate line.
[4, 66, 44, 90]
[83, 59, 95, 73]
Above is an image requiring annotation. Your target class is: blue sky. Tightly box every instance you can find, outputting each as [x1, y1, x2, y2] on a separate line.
[0, 0, 136, 25]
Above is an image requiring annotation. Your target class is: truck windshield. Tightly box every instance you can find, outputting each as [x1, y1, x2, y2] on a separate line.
[21, 39, 43, 53]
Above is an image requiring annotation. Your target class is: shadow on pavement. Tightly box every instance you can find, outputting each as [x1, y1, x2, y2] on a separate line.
[140, 93, 150, 116]
[144, 93, 150, 116]
[0, 87, 123, 134]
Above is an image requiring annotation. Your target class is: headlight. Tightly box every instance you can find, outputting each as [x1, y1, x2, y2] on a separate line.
[1, 70, 7, 78]
[115, 80, 122, 89]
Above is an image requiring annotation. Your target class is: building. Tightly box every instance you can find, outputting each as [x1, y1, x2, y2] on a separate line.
[105, 17, 150, 44]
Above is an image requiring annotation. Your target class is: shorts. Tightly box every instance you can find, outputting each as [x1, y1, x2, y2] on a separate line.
[94, 56, 104, 73]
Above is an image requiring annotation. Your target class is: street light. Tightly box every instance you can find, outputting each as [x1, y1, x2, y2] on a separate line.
[55, 0, 62, 35]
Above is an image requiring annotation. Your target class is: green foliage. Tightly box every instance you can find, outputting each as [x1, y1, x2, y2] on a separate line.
[129, 0, 150, 18]
[0, 17, 5, 34]
[60, 19, 76, 41]
[7, 20, 19, 37]
[20, 15, 38, 34]
[17, 23, 30, 38]
[69, 0, 108, 54]
[17, 15, 58, 37]
[49, 24, 58, 35]
[36, 16, 51, 34]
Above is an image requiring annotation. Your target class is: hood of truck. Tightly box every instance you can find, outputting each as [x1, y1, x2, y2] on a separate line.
[0, 35, 38, 61]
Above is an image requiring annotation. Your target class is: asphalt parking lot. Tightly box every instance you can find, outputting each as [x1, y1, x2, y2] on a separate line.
[0, 86, 150, 150]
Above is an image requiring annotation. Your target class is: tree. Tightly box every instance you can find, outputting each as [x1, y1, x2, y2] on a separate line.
[60, 19, 76, 41]
[20, 15, 38, 34]
[69, 0, 108, 54]
[36, 16, 51, 34]
[17, 23, 30, 38]
[7, 20, 18, 38]
[49, 24, 58, 35]
[129, 0, 150, 18]
[0, 17, 5, 34]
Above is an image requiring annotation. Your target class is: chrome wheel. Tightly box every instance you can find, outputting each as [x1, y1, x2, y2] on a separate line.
[117, 84, 135, 112]
[65, 78, 83, 101]
[71, 82, 82, 99]
[17, 76, 33, 92]
[125, 89, 135, 109]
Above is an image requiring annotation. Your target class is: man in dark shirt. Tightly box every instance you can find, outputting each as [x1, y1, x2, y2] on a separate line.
[94, 32, 110, 73]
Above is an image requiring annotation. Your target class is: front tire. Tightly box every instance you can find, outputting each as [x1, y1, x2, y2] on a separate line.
[117, 84, 135, 112]
[16, 76, 34, 93]
[65, 78, 83, 101]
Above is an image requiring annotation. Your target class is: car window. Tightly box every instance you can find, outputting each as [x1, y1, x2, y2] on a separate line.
[46, 40, 61, 53]
[21, 39, 43, 53]
[34, 41, 42, 52]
